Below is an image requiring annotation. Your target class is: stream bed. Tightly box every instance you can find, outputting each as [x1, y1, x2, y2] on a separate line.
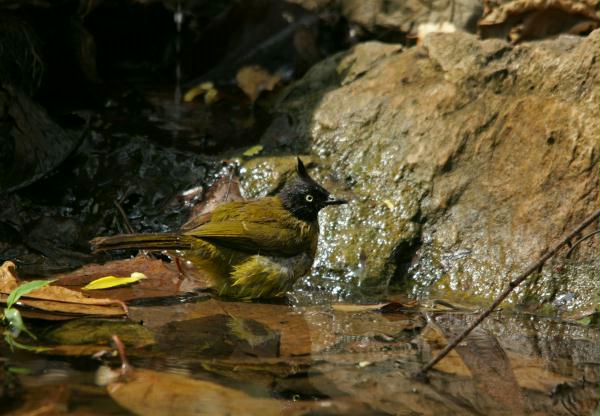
[2, 297, 598, 415]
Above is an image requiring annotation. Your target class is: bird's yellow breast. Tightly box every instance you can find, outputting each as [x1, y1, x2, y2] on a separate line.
[181, 197, 319, 299]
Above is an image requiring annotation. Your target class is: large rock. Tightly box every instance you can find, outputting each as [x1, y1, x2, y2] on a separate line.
[247, 31, 599, 311]
[290, 0, 483, 38]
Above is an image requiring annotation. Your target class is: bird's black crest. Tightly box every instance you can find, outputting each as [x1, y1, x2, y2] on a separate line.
[279, 158, 344, 222]
[296, 157, 310, 180]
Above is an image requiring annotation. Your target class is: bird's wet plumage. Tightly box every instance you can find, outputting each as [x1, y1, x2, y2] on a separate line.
[91, 158, 345, 299]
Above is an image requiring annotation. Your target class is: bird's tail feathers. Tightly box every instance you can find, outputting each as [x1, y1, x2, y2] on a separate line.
[90, 233, 193, 252]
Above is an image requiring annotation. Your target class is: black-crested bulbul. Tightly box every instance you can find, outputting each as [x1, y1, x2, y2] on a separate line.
[91, 158, 346, 299]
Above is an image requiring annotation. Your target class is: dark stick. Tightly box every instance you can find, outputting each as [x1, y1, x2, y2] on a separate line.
[415, 210, 599, 378]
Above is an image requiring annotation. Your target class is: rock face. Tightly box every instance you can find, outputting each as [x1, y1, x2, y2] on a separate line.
[246, 31, 599, 311]
[290, 0, 483, 38]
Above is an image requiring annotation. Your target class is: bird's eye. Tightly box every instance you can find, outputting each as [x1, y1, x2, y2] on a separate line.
[305, 194, 314, 202]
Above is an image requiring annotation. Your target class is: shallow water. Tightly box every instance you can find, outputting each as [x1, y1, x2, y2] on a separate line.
[2, 295, 597, 415]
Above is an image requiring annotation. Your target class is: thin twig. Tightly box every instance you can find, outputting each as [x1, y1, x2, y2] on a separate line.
[224, 165, 235, 202]
[111, 335, 133, 376]
[415, 211, 600, 379]
[113, 200, 135, 234]
[566, 229, 599, 258]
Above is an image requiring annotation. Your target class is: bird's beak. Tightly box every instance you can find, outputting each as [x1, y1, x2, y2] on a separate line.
[324, 195, 347, 206]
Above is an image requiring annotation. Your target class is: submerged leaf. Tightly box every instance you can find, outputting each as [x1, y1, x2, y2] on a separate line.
[108, 367, 284, 416]
[43, 318, 155, 348]
[332, 301, 419, 313]
[4, 332, 49, 352]
[82, 273, 147, 290]
[3, 307, 35, 339]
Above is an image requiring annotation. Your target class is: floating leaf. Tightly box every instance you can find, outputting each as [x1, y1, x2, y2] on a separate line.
[82, 272, 147, 290]
[242, 145, 264, 158]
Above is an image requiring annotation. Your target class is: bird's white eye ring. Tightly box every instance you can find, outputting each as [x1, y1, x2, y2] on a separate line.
[306, 194, 314, 202]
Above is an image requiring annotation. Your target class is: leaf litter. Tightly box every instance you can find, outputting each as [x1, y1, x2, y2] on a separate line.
[0, 261, 127, 318]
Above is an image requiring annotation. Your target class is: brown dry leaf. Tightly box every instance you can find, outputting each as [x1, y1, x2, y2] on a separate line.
[479, 0, 598, 41]
[107, 368, 285, 416]
[54, 255, 209, 302]
[332, 300, 419, 313]
[235, 65, 281, 103]
[182, 168, 244, 229]
[0, 261, 126, 317]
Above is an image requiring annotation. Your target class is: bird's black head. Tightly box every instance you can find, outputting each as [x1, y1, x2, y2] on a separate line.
[279, 158, 347, 222]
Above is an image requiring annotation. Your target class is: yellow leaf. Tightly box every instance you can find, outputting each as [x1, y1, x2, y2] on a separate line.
[204, 87, 219, 105]
[83, 273, 147, 290]
[242, 145, 264, 158]
[184, 82, 218, 103]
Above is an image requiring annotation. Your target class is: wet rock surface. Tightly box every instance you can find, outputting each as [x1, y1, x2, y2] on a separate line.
[250, 30, 599, 311]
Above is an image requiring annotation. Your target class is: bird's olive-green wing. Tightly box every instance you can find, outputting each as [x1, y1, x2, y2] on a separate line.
[184, 220, 307, 257]
[180, 211, 212, 231]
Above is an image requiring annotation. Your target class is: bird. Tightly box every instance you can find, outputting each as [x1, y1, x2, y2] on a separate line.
[91, 158, 347, 299]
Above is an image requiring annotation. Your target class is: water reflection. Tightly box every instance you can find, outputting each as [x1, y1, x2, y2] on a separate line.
[2, 298, 598, 415]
